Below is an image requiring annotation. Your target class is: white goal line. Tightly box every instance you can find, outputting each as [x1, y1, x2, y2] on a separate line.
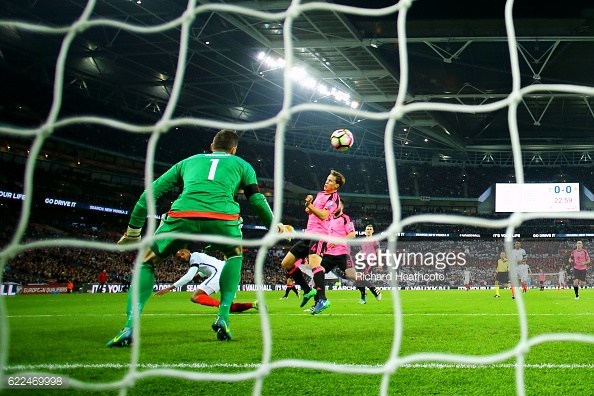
[6, 362, 594, 371]
[7, 312, 594, 318]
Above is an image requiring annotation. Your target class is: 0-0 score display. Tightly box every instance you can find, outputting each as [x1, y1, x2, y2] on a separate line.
[495, 183, 580, 213]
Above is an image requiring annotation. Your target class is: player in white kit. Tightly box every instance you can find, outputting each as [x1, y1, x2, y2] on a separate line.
[558, 268, 566, 290]
[511, 240, 528, 293]
[463, 269, 471, 291]
[154, 249, 257, 312]
[516, 262, 530, 294]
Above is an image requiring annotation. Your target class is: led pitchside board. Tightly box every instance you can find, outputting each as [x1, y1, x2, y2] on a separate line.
[495, 183, 580, 213]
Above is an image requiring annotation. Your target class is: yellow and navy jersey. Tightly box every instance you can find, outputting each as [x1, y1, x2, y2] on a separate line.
[496, 258, 509, 273]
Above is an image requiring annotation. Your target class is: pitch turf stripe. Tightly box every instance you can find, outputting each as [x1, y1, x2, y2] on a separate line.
[5, 363, 594, 370]
[6, 312, 594, 318]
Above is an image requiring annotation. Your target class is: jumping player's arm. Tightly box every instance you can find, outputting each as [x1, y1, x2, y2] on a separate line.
[305, 203, 330, 220]
[305, 193, 339, 222]
[305, 201, 329, 221]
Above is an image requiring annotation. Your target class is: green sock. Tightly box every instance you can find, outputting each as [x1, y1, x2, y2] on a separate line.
[218, 254, 243, 322]
[124, 262, 155, 328]
[495, 284, 499, 295]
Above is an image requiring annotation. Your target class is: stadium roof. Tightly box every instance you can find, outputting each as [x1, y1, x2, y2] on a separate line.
[1, 0, 594, 165]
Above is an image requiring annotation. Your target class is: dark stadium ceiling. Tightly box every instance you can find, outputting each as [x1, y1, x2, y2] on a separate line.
[1, 0, 594, 165]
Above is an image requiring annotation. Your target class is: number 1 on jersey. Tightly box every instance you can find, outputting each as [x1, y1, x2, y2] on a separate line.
[208, 159, 219, 180]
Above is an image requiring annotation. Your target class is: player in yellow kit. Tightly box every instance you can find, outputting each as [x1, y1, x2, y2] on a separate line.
[494, 251, 515, 299]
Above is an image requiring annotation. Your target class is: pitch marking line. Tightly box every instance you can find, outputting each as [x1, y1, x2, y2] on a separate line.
[5, 363, 594, 371]
[6, 312, 594, 318]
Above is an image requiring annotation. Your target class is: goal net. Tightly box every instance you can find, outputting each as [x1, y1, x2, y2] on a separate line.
[2, 0, 594, 395]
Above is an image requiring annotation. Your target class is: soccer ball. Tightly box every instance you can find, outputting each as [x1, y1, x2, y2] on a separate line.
[330, 128, 354, 151]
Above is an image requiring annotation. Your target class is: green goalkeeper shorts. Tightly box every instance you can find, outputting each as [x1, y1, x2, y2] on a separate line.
[150, 216, 242, 258]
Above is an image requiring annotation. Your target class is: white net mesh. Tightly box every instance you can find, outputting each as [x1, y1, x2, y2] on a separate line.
[2, 0, 594, 395]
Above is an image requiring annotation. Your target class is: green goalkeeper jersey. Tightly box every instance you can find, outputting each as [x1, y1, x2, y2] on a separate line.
[128, 151, 273, 228]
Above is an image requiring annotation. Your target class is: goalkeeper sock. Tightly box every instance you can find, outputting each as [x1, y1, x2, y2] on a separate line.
[218, 254, 243, 322]
[312, 267, 326, 300]
[288, 265, 310, 294]
[495, 284, 500, 296]
[124, 262, 154, 328]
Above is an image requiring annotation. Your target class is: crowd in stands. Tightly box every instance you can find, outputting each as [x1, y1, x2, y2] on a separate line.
[358, 238, 589, 288]
[4, 132, 594, 200]
[2, 208, 592, 291]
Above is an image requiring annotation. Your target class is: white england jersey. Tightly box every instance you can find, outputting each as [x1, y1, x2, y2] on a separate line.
[558, 270, 565, 283]
[463, 270, 471, 283]
[511, 248, 527, 267]
[517, 264, 530, 282]
[173, 252, 225, 294]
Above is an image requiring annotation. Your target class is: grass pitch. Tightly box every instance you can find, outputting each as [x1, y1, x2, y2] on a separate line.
[3, 288, 594, 395]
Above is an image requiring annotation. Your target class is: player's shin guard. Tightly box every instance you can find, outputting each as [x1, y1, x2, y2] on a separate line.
[218, 254, 243, 322]
[288, 265, 310, 294]
[312, 266, 326, 300]
[124, 262, 155, 328]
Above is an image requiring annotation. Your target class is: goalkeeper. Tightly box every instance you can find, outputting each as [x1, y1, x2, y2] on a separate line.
[107, 129, 287, 345]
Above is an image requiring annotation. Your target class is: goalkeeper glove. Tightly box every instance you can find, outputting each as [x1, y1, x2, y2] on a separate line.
[118, 226, 142, 244]
[277, 223, 295, 242]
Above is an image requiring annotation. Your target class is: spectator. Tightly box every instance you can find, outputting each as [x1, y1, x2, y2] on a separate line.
[98, 269, 107, 293]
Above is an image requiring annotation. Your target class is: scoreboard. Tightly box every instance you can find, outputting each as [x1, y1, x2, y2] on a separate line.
[495, 183, 580, 213]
